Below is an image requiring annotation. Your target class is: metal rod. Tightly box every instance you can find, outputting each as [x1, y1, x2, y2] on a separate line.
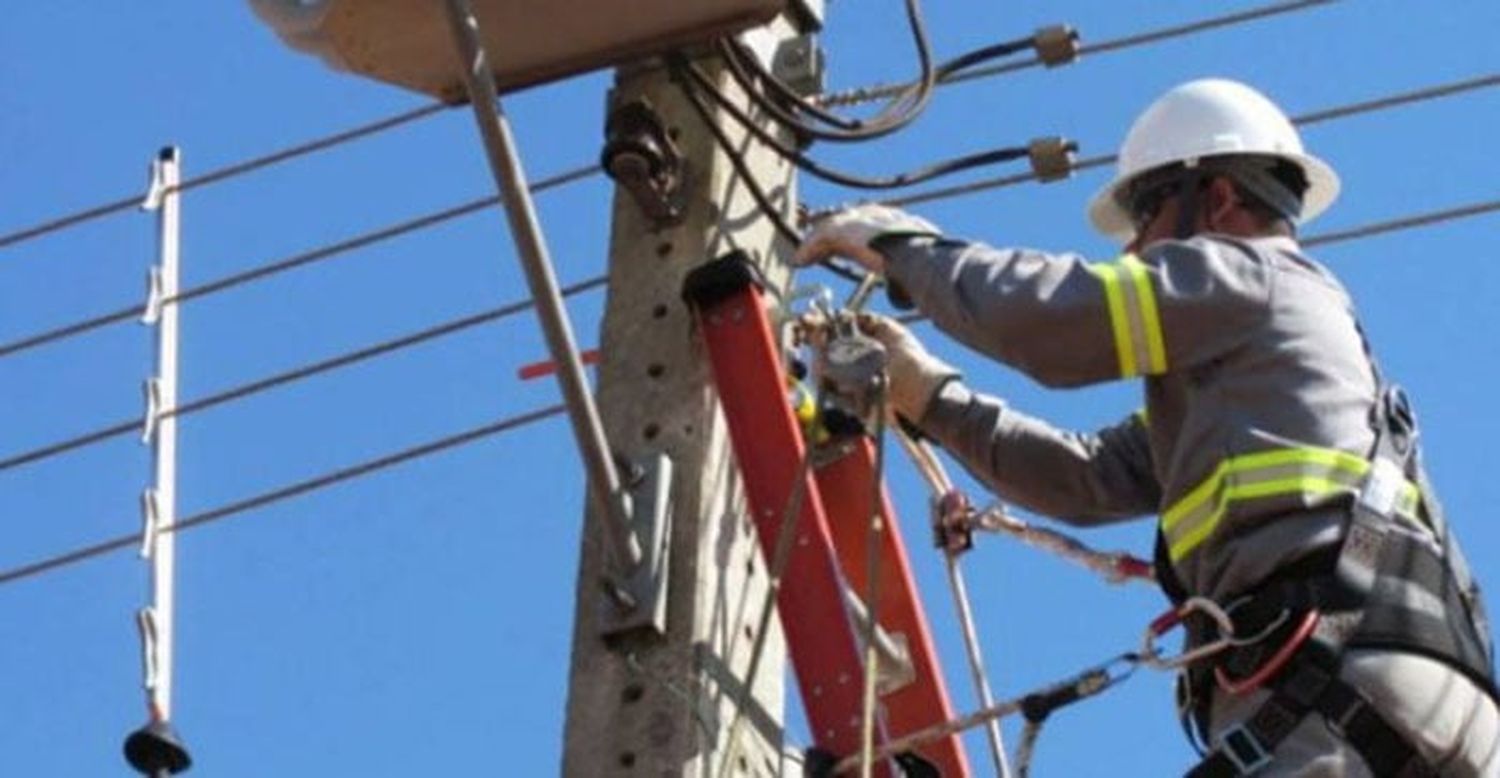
[140, 147, 182, 723]
[944, 556, 1011, 777]
[439, 0, 640, 569]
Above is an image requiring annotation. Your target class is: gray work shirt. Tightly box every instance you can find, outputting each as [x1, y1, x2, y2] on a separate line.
[881, 233, 1394, 602]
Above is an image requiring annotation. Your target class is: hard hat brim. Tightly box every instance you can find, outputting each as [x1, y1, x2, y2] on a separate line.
[1086, 152, 1341, 241]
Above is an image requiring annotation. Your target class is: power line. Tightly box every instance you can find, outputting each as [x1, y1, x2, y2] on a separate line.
[1303, 198, 1500, 248]
[0, 164, 601, 361]
[0, 276, 608, 474]
[880, 72, 1498, 209]
[0, 104, 449, 252]
[818, 0, 1340, 108]
[8, 196, 1495, 588]
[0, 404, 566, 588]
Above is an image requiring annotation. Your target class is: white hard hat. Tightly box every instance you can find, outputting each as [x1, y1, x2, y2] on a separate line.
[1087, 78, 1340, 240]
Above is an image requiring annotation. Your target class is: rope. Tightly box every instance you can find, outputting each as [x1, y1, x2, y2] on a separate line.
[818, 0, 1340, 108]
[715, 445, 819, 778]
[0, 104, 449, 251]
[0, 164, 600, 362]
[0, 276, 607, 475]
[892, 429, 1011, 775]
[0, 405, 566, 587]
[876, 72, 1496, 210]
[857, 394, 890, 777]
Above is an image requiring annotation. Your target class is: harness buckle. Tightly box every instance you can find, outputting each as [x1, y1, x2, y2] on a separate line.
[1218, 722, 1274, 774]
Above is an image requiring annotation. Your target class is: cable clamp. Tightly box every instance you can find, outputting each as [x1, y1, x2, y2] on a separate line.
[141, 379, 163, 444]
[139, 488, 161, 559]
[932, 489, 974, 555]
[1034, 25, 1081, 67]
[1028, 137, 1077, 183]
[136, 606, 161, 694]
[141, 156, 168, 212]
[142, 266, 165, 325]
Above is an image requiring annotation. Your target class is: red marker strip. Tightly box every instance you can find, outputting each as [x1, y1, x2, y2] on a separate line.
[518, 349, 601, 381]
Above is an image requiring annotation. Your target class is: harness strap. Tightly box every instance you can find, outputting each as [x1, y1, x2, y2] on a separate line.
[1187, 647, 1436, 778]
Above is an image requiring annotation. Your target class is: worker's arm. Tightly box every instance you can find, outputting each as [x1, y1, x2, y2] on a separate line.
[878, 235, 1272, 387]
[920, 383, 1161, 526]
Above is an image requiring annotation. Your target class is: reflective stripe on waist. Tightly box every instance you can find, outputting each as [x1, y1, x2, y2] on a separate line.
[1161, 446, 1420, 562]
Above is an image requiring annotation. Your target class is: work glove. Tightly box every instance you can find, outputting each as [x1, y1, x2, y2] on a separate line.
[794, 204, 941, 274]
[857, 313, 960, 424]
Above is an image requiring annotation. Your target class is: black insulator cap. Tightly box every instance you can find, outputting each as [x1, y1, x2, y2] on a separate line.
[124, 720, 192, 775]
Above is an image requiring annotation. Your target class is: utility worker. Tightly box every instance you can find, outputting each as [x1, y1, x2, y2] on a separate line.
[796, 79, 1499, 776]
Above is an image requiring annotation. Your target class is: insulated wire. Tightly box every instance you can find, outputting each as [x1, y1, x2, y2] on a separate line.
[0, 104, 450, 251]
[879, 72, 1499, 209]
[818, 0, 1341, 108]
[0, 164, 601, 361]
[0, 404, 567, 587]
[0, 277, 608, 474]
[669, 57, 865, 284]
[6, 198, 1492, 583]
[679, 58, 1032, 191]
[714, 0, 938, 142]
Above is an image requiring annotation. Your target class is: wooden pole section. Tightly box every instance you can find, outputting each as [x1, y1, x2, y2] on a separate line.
[561, 18, 807, 777]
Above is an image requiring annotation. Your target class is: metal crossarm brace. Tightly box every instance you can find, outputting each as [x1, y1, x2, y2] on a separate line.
[682, 251, 969, 776]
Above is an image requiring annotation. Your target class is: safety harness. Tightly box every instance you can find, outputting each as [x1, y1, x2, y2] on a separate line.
[1154, 385, 1497, 777]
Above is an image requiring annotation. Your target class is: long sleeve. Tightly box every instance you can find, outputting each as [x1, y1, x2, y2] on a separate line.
[878, 235, 1273, 387]
[919, 381, 1161, 526]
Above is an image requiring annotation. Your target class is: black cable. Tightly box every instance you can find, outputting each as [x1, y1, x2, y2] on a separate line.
[876, 72, 1498, 210]
[0, 276, 609, 474]
[669, 59, 864, 284]
[713, 0, 938, 143]
[0, 404, 567, 587]
[818, 0, 1341, 108]
[0, 104, 449, 252]
[679, 58, 1033, 191]
[0, 164, 601, 362]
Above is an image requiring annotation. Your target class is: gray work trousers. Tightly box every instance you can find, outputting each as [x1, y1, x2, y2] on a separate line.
[1208, 649, 1500, 776]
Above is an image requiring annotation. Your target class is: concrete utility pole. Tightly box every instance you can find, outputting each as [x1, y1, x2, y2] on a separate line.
[562, 14, 815, 778]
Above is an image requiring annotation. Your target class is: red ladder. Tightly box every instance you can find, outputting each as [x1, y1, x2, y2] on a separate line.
[683, 252, 969, 776]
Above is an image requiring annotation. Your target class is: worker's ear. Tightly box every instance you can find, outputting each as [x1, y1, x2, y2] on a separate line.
[1203, 176, 1240, 232]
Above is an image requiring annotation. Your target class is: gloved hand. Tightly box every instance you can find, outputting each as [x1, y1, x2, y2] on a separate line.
[794, 204, 940, 274]
[857, 313, 960, 423]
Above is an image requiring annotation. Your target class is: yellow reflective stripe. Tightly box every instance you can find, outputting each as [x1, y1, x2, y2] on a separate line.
[1121, 254, 1168, 374]
[1088, 262, 1137, 377]
[1168, 476, 1359, 561]
[1160, 446, 1406, 563]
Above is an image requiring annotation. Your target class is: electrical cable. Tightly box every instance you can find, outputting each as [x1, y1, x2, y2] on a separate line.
[0, 163, 601, 362]
[818, 0, 1341, 108]
[877, 72, 1499, 209]
[677, 57, 1034, 191]
[0, 276, 608, 475]
[0, 104, 449, 252]
[0, 404, 567, 587]
[669, 58, 866, 284]
[713, 0, 938, 143]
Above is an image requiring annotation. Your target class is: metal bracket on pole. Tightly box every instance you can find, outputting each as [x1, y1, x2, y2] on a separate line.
[440, 0, 669, 639]
[601, 452, 675, 641]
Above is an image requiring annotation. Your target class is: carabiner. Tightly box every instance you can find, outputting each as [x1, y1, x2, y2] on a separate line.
[1139, 596, 1237, 670]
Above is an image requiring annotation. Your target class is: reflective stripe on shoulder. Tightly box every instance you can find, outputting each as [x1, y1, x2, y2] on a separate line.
[1161, 447, 1421, 562]
[1087, 253, 1167, 378]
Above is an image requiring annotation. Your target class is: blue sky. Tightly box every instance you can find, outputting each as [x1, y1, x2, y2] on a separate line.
[1, 2, 1496, 776]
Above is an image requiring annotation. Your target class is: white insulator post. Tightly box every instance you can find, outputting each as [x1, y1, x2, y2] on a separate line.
[125, 147, 192, 778]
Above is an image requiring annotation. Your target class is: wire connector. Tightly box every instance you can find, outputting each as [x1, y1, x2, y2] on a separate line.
[1027, 137, 1077, 183]
[1034, 25, 1081, 67]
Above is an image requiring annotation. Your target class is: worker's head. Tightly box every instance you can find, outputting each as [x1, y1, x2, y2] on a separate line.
[1088, 79, 1340, 248]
